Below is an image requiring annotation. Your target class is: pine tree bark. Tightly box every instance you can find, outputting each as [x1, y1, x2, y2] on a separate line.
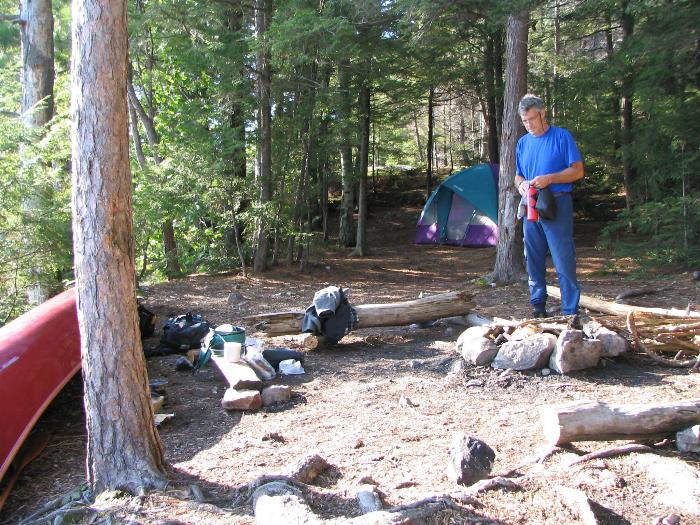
[484, 33, 499, 164]
[20, 0, 55, 305]
[492, 11, 528, 283]
[253, 0, 273, 272]
[620, 0, 636, 225]
[338, 59, 355, 247]
[71, 0, 167, 493]
[353, 81, 371, 257]
[426, 85, 434, 198]
[20, 0, 54, 128]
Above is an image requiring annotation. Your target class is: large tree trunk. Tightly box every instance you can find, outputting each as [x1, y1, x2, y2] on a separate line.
[20, 0, 55, 305]
[20, 0, 54, 128]
[352, 81, 370, 257]
[71, 0, 167, 493]
[492, 12, 528, 282]
[338, 59, 355, 247]
[253, 0, 273, 273]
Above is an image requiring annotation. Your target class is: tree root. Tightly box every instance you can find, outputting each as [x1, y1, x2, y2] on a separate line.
[565, 443, 654, 467]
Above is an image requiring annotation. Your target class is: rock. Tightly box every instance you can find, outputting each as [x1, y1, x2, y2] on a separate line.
[541, 368, 551, 376]
[581, 318, 627, 357]
[450, 359, 466, 374]
[355, 484, 383, 513]
[491, 333, 557, 370]
[447, 434, 495, 486]
[550, 330, 602, 374]
[456, 326, 492, 349]
[460, 336, 499, 366]
[221, 388, 262, 410]
[636, 454, 700, 515]
[261, 385, 291, 406]
[676, 425, 700, 453]
[593, 327, 628, 357]
[693, 270, 700, 281]
[227, 291, 249, 307]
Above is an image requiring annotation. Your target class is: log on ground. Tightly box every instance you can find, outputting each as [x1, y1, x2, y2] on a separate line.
[546, 286, 700, 319]
[539, 399, 700, 445]
[245, 290, 474, 336]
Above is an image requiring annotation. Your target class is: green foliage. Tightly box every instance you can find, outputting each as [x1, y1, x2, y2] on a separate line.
[2, 0, 699, 323]
[601, 193, 700, 267]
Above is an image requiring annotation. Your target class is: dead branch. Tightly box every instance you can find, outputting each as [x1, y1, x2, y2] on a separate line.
[627, 312, 698, 368]
[566, 444, 653, 467]
[615, 287, 670, 304]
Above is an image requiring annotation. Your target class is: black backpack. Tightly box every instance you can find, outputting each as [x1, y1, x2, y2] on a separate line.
[160, 313, 210, 351]
[138, 303, 156, 339]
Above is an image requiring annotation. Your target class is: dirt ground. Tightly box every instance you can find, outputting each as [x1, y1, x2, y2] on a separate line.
[2, 175, 700, 525]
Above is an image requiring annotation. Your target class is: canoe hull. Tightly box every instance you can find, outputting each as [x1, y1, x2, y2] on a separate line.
[0, 289, 81, 482]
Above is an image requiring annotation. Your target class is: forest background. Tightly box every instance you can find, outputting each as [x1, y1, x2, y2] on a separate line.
[1, 0, 699, 325]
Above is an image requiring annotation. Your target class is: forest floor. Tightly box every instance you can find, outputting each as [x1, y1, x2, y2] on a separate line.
[2, 172, 700, 525]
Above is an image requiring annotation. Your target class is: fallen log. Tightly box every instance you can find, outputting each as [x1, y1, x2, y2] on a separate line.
[245, 290, 474, 336]
[546, 286, 700, 319]
[539, 399, 700, 445]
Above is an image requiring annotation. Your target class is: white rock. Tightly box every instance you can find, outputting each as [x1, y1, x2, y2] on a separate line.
[550, 330, 602, 374]
[456, 326, 492, 350]
[221, 388, 262, 410]
[261, 385, 291, 406]
[460, 336, 499, 366]
[594, 327, 628, 357]
[676, 425, 700, 453]
[636, 454, 700, 515]
[491, 333, 557, 370]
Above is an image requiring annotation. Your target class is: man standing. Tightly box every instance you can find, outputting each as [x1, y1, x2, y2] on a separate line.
[514, 94, 584, 317]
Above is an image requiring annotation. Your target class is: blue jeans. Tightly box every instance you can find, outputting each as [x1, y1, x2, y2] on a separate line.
[523, 193, 580, 314]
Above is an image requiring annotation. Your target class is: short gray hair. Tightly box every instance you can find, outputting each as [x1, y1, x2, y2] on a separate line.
[518, 94, 544, 115]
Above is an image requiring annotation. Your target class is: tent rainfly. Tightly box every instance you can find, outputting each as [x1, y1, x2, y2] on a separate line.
[415, 163, 499, 247]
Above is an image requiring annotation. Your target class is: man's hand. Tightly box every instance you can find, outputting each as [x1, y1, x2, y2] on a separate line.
[515, 176, 529, 197]
[530, 174, 552, 190]
[517, 179, 529, 197]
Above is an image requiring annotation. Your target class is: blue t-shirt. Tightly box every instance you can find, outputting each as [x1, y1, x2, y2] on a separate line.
[516, 125, 582, 193]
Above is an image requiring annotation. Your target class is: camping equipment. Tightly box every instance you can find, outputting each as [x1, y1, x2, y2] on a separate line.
[302, 286, 358, 344]
[415, 163, 499, 246]
[210, 324, 246, 350]
[262, 348, 305, 370]
[527, 185, 538, 221]
[160, 313, 210, 351]
[535, 187, 557, 220]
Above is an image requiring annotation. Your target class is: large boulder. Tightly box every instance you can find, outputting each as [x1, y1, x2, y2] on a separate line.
[491, 333, 557, 370]
[550, 329, 602, 374]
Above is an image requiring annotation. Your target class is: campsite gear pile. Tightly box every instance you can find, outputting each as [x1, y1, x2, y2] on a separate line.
[517, 185, 558, 222]
[415, 163, 499, 247]
[301, 285, 358, 344]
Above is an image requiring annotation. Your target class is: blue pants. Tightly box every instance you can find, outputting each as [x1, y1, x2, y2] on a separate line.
[523, 193, 580, 314]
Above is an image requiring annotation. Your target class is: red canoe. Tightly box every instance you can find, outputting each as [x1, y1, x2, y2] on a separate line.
[0, 289, 81, 482]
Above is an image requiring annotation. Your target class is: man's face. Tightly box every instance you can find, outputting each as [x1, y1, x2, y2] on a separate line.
[520, 107, 547, 137]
